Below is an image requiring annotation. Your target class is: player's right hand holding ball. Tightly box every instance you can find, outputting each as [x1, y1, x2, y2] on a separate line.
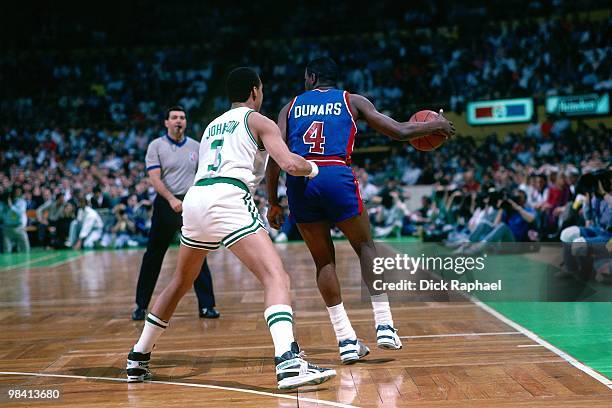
[436, 109, 456, 140]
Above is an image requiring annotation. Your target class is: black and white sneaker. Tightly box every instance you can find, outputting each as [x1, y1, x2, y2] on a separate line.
[338, 338, 370, 364]
[126, 349, 152, 382]
[275, 342, 336, 390]
[376, 325, 402, 349]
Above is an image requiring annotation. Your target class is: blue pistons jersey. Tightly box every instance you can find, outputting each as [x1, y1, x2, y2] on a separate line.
[287, 88, 356, 162]
[285, 88, 363, 223]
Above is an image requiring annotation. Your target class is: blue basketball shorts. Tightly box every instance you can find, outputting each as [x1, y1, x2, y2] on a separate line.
[286, 165, 363, 224]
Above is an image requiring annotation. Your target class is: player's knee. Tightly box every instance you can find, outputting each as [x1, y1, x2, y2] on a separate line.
[357, 239, 376, 255]
[362, 239, 376, 250]
[171, 273, 194, 293]
[278, 270, 291, 291]
[315, 262, 335, 273]
[266, 267, 290, 291]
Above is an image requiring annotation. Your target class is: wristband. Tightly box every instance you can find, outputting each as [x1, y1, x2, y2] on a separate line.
[307, 161, 319, 178]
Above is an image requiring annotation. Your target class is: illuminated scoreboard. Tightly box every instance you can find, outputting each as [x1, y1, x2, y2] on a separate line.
[467, 98, 534, 125]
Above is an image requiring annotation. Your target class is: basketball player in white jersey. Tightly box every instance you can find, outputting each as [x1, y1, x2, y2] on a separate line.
[126, 67, 336, 389]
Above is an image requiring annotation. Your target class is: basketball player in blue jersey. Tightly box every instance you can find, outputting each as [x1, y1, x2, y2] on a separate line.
[266, 57, 455, 364]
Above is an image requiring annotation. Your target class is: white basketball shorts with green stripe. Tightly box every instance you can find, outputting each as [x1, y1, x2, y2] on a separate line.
[180, 177, 266, 250]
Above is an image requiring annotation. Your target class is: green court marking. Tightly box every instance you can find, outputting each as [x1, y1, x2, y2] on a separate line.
[487, 302, 612, 380]
[445, 252, 612, 302]
[28, 250, 84, 268]
[376, 236, 420, 244]
[386, 241, 612, 382]
[0, 250, 83, 270]
[464, 253, 612, 380]
[0, 250, 58, 270]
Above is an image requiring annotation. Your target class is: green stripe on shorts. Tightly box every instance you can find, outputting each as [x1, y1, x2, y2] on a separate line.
[180, 235, 221, 250]
[223, 221, 263, 247]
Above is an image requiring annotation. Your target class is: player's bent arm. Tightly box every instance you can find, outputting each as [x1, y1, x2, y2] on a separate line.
[249, 112, 315, 178]
[277, 102, 291, 143]
[266, 158, 282, 206]
[349, 94, 450, 141]
[147, 168, 177, 202]
[266, 103, 292, 206]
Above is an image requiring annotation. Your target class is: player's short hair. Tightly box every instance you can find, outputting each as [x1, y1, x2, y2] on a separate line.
[306, 57, 338, 84]
[226, 67, 261, 103]
[166, 106, 186, 120]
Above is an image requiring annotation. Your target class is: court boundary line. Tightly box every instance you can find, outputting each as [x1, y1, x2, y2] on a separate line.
[473, 300, 612, 389]
[0, 371, 358, 408]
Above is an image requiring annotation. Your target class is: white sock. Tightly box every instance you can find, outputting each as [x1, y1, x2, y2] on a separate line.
[326, 302, 356, 342]
[371, 293, 394, 327]
[133, 313, 168, 353]
[264, 304, 295, 357]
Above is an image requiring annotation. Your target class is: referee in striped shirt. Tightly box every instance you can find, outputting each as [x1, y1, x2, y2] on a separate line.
[132, 106, 219, 320]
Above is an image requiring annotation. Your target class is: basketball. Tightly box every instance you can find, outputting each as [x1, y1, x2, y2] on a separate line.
[409, 110, 447, 151]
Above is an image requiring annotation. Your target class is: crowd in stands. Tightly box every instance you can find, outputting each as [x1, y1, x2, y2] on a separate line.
[2, 118, 609, 256]
[11, 1, 608, 50]
[1, 47, 213, 133]
[240, 15, 611, 121]
[353, 121, 610, 282]
[1, 2, 610, 283]
[0, 125, 156, 250]
[3, 3, 610, 129]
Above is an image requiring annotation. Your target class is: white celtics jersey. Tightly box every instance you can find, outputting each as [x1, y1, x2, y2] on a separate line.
[195, 106, 268, 192]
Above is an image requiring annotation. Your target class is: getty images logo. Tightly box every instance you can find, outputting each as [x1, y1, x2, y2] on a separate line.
[372, 254, 487, 276]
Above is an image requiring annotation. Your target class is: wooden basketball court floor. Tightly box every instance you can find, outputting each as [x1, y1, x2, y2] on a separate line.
[0, 242, 611, 407]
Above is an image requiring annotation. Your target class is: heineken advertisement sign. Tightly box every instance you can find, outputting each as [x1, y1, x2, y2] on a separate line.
[467, 98, 534, 125]
[546, 93, 610, 116]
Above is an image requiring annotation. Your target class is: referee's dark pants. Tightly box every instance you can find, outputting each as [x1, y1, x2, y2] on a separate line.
[135, 194, 215, 311]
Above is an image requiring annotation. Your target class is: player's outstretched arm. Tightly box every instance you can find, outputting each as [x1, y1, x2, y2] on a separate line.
[349, 94, 455, 141]
[249, 110, 317, 178]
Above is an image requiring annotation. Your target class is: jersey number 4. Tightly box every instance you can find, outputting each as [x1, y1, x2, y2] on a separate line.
[303, 121, 326, 154]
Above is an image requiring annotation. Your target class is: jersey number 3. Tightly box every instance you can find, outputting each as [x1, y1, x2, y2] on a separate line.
[302, 121, 326, 154]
